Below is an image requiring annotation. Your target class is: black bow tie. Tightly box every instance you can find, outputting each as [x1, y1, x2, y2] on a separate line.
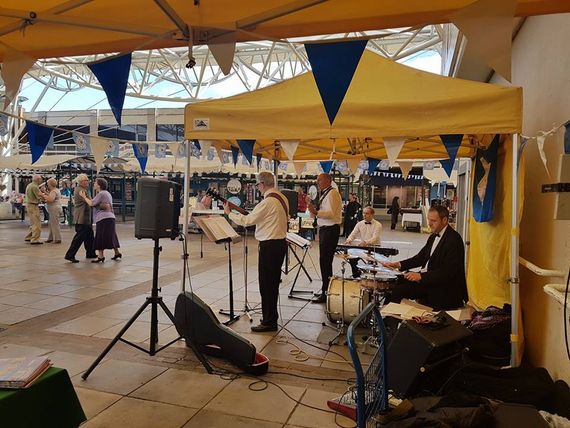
[365, 221, 372, 224]
[433, 233, 440, 237]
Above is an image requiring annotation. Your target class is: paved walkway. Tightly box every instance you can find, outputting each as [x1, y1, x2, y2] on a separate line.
[0, 219, 425, 427]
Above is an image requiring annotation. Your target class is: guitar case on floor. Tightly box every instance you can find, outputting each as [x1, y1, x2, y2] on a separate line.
[174, 291, 269, 375]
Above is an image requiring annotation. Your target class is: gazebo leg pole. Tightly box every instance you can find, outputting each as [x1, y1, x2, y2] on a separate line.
[181, 140, 191, 293]
[510, 134, 521, 367]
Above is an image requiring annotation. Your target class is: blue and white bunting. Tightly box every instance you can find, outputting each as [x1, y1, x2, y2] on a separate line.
[88, 53, 132, 126]
[73, 134, 91, 155]
[132, 143, 149, 173]
[440, 134, 464, 177]
[319, 160, 334, 174]
[25, 121, 54, 164]
[155, 143, 167, 158]
[304, 40, 367, 125]
[367, 158, 381, 175]
[237, 139, 255, 165]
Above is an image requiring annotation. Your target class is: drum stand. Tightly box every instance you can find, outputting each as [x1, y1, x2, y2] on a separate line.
[324, 260, 348, 346]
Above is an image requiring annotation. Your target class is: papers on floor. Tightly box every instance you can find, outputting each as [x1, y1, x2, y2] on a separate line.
[0, 356, 52, 389]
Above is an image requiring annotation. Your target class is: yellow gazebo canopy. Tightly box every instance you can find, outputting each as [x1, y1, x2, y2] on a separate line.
[0, 1, 567, 60]
[184, 51, 522, 160]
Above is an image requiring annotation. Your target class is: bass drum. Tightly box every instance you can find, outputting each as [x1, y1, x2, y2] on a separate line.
[326, 276, 369, 323]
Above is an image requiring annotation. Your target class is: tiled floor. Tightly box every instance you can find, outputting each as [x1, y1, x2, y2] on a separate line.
[0, 219, 425, 427]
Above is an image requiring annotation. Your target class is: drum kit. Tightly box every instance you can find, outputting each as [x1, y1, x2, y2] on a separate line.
[324, 250, 399, 344]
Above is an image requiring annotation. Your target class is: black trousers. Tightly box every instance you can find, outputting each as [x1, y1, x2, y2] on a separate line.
[65, 224, 96, 259]
[389, 278, 428, 305]
[319, 224, 340, 293]
[348, 258, 361, 278]
[258, 239, 287, 326]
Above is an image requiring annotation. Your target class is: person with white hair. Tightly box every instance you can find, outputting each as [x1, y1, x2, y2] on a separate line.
[64, 173, 97, 263]
[224, 171, 288, 332]
[24, 175, 45, 244]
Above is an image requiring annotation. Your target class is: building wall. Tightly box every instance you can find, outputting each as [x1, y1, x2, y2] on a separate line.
[492, 13, 570, 382]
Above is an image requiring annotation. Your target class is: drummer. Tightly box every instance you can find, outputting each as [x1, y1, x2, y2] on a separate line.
[344, 206, 382, 278]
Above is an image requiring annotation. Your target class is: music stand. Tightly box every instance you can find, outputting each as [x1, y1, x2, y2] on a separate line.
[241, 226, 261, 321]
[82, 238, 212, 379]
[284, 232, 314, 301]
[195, 216, 242, 326]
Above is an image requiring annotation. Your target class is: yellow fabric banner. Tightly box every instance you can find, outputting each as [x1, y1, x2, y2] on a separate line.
[467, 136, 525, 310]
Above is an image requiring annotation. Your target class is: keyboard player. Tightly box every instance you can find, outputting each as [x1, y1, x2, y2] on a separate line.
[344, 206, 383, 278]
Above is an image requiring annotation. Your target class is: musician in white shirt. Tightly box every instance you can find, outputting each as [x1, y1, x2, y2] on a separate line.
[224, 172, 288, 332]
[307, 173, 343, 303]
[344, 207, 383, 277]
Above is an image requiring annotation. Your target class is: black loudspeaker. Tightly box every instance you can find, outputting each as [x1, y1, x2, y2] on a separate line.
[135, 177, 181, 240]
[387, 312, 472, 398]
[281, 189, 298, 217]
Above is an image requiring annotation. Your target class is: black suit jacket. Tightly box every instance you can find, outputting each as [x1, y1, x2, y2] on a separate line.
[399, 226, 468, 310]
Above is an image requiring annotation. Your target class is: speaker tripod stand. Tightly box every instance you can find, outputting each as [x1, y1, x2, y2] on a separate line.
[82, 238, 211, 379]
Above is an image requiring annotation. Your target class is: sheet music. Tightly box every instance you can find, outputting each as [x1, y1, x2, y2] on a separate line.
[195, 216, 241, 243]
[286, 232, 311, 248]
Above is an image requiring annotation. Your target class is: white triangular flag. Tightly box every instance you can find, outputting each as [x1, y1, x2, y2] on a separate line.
[346, 158, 361, 175]
[1, 47, 36, 107]
[167, 142, 180, 158]
[536, 133, 550, 178]
[449, 0, 516, 82]
[91, 137, 112, 172]
[399, 161, 413, 180]
[280, 140, 300, 161]
[384, 138, 405, 166]
[199, 140, 213, 159]
[293, 161, 306, 177]
[208, 32, 237, 76]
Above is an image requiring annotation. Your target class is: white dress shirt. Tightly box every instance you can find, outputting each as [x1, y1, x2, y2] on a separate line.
[423, 225, 448, 271]
[315, 186, 342, 227]
[228, 188, 288, 241]
[346, 219, 382, 246]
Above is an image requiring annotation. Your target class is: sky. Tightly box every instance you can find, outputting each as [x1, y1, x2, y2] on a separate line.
[18, 50, 442, 113]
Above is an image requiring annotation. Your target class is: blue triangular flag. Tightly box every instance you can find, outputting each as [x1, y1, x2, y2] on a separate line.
[132, 143, 148, 173]
[440, 134, 463, 176]
[472, 134, 499, 222]
[88, 53, 132, 126]
[367, 158, 381, 175]
[305, 40, 367, 125]
[26, 121, 54, 163]
[230, 146, 239, 167]
[193, 140, 201, 151]
[320, 160, 334, 173]
[237, 139, 255, 165]
[564, 120, 570, 155]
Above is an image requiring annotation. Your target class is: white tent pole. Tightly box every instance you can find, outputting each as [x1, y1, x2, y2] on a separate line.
[181, 140, 191, 292]
[510, 134, 520, 367]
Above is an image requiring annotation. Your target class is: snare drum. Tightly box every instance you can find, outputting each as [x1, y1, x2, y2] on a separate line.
[326, 276, 370, 323]
[360, 273, 398, 291]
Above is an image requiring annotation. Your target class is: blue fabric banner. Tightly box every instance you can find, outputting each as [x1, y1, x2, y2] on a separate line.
[237, 139, 255, 165]
[88, 53, 132, 126]
[132, 143, 149, 173]
[155, 143, 167, 158]
[73, 134, 91, 155]
[564, 120, 570, 155]
[305, 40, 367, 125]
[26, 121, 54, 164]
[440, 134, 464, 177]
[320, 160, 334, 173]
[106, 140, 120, 157]
[231, 146, 239, 166]
[472, 134, 499, 222]
[367, 158, 381, 175]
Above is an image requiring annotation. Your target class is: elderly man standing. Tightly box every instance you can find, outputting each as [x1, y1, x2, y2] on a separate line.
[24, 175, 45, 245]
[307, 173, 343, 303]
[224, 172, 288, 332]
[64, 174, 97, 263]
